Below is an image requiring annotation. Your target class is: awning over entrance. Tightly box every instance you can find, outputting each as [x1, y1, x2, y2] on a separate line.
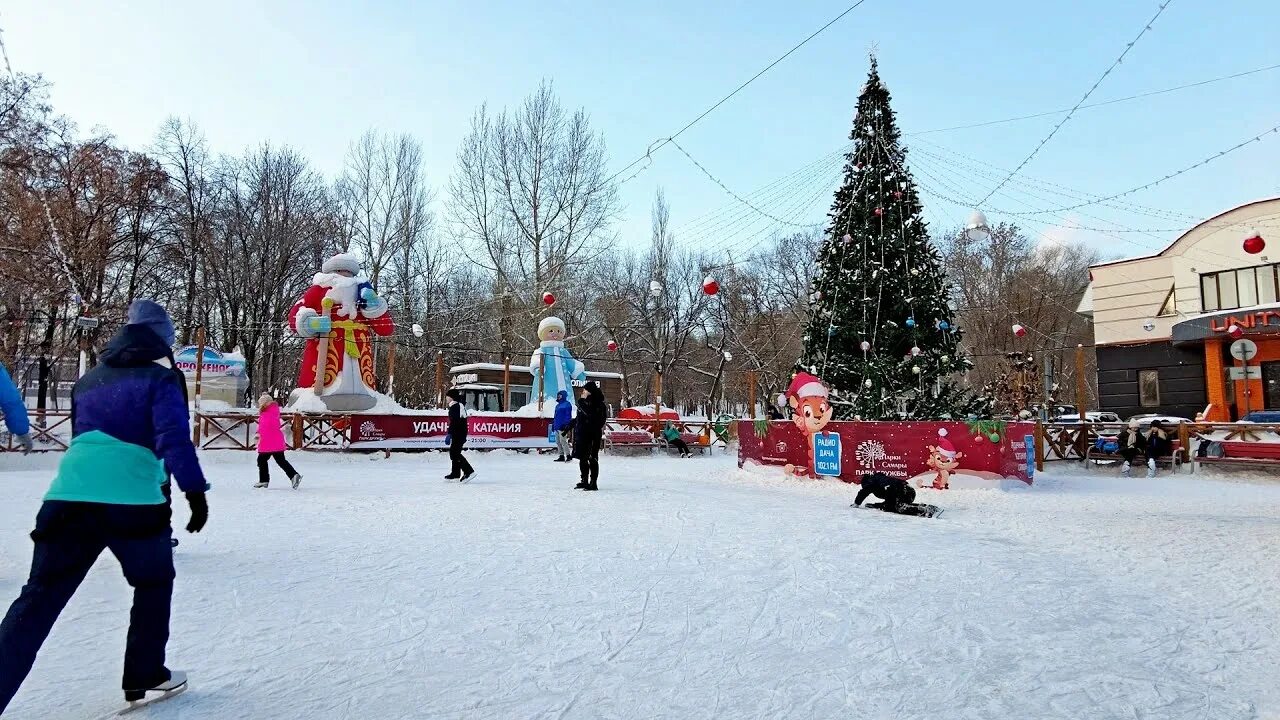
[1171, 304, 1280, 346]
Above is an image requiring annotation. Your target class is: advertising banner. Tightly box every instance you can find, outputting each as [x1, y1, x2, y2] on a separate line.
[173, 346, 245, 378]
[737, 420, 1034, 488]
[349, 414, 555, 449]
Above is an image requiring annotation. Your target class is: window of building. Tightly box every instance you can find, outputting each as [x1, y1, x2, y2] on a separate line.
[1138, 369, 1160, 408]
[1157, 285, 1177, 316]
[1201, 262, 1280, 312]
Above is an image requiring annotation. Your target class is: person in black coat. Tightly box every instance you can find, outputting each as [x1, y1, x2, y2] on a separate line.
[444, 389, 475, 482]
[853, 472, 926, 515]
[571, 382, 607, 491]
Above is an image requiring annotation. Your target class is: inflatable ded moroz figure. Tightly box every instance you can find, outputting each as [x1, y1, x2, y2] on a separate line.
[530, 317, 586, 407]
[288, 253, 394, 411]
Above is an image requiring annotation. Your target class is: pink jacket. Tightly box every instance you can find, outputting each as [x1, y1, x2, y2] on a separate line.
[257, 403, 288, 453]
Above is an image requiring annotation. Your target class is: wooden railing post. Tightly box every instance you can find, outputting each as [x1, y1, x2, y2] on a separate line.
[1078, 420, 1090, 460]
[1178, 421, 1191, 464]
[1034, 420, 1045, 472]
[292, 413, 304, 450]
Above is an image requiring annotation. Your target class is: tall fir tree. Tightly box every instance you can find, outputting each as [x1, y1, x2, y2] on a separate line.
[799, 58, 986, 420]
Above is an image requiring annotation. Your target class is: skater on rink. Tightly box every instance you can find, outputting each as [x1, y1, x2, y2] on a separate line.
[0, 299, 207, 713]
[853, 472, 935, 517]
[553, 389, 574, 462]
[444, 389, 475, 482]
[572, 382, 607, 491]
[0, 360, 33, 454]
[255, 393, 302, 489]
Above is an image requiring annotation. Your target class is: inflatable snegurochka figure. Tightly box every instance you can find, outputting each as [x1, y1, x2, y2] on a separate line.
[288, 253, 394, 411]
[530, 317, 586, 406]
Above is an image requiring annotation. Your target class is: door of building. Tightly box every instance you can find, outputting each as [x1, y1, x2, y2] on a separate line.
[1263, 361, 1280, 410]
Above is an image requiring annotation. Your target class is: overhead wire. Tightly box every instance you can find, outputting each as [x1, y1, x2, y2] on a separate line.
[975, 0, 1177, 207]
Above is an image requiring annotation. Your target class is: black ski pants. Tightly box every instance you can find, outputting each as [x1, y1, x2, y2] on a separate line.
[0, 501, 174, 711]
[257, 451, 298, 485]
[449, 436, 473, 477]
[577, 434, 600, 483]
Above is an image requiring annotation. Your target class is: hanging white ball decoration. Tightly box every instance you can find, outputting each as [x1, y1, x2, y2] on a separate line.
[859, 340, 871, 352]
[411, 323, 424, 338]
[910, 346, 921, 356]
[912, 366, 921, 375]
[864, 379, 874, 388]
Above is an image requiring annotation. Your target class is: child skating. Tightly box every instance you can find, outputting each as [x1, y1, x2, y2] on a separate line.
[255, 393, 301, 489]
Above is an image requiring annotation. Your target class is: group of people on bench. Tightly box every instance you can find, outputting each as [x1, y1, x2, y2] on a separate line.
[1114, 418, 1174, 477]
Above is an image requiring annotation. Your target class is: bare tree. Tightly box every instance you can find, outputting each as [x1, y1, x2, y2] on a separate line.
[154, 117, 217, 343]
[447, 81, 619, 306]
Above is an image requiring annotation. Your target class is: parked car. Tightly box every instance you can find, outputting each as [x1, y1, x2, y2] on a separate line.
[1238, 411, 1280, 423]
[1056, 411, 1122, 425]
[1126, 413, 1191, 429]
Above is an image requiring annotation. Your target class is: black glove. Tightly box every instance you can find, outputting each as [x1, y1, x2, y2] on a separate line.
[185, 492, 208, 533]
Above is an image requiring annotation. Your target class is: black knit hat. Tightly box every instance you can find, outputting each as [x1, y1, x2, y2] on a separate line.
[445, 389, 463, 402]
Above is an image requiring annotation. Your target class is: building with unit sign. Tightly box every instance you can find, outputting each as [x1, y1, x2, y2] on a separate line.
[1079, 197, 1280, 421]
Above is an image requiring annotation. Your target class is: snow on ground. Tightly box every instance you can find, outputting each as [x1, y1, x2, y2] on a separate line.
[1, 451, 1278, 719]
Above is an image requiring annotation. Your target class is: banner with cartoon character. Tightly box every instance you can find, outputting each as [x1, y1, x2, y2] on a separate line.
[737, 418, 1034, 487]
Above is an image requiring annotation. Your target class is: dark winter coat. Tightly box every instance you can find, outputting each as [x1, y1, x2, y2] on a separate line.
[46, 324, 205, 505]
[854, 472, 912, 507]
[572, 396, 606, 450]
[1146, 426, 1173, 458]
[553, 391, 574, 431]
[447, 401, 467, 441]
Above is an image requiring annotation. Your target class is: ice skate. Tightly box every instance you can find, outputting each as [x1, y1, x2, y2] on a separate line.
[1146, 458, 1156, 478]
[444, 473, 460, 481]
[575, 479, 589, 490]
[253, 481, 269, 488]
[1121, 461, 1131, 478]
[118, 670, 187, 714]
[460, 471, 476, 483]
[290, 473, 303, 490]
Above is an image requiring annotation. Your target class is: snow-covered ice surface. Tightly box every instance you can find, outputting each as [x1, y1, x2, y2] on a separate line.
[1, 452, 1278, 719]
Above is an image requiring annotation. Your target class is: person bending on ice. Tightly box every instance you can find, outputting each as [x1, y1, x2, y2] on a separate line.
[0, 299, 207, 712]
[255, 393, 302, 489]
[853, 472, 929, 516]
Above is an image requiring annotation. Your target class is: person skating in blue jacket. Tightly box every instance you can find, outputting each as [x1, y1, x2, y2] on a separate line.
[552, 389, 574, 462]
[0, 299, 208, 712]
[0, 361, 33, 454]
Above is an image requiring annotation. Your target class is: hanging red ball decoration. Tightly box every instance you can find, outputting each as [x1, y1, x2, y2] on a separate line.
[542, 292, 555, 306]
[607, 340, 618, 352]
[1243, 233, 1266, 255]
[1012, 324, 1027, 337]
[874, 207, 884, 216]
[894, 191, 903, 200]
[702, 275, 720, 296]
[1227, 324, 1244, 340]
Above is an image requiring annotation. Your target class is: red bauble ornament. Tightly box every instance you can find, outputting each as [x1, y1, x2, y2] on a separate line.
[1012, 324, 1027, 337]
[874, 207, 884, 216]
[607, 340, 618, 352]
[702, 275, 720, 296]
[1228, 324, 1244, 340]
[894, 191, 903, 200]
[542, 292, 555, 306]
[1244, 233, 1266, 255]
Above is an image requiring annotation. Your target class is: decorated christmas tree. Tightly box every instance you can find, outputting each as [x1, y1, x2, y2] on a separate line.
[799, 58, 986, 420]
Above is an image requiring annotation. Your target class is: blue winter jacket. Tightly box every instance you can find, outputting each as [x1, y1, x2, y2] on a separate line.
[0, 361, 29, 436]
[553, 391, 574, 431]
[44, 324, 205, 505]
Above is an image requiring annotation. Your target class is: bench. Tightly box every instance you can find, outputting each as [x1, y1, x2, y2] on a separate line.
[1085, 437, 1183, 474]
[659, 432, 710, 456]
[604, 430, 659, 450]
[1196, 440, 1280, 469]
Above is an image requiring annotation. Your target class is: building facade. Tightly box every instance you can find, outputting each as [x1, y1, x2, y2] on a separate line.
[448, 363, 624, 413]
[1080, 197, 1280, 421]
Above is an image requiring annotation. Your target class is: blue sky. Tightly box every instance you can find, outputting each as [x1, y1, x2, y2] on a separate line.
[5, 0, 1279, 260]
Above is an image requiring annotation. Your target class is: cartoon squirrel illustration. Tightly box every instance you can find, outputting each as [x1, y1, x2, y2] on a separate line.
[784, 371, 834, 478]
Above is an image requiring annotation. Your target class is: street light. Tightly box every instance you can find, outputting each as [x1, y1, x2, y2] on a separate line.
[965, 210, 991, 242]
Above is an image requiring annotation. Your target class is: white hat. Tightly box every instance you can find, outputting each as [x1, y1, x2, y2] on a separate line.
[322, 253, 362, 275]
[538, 316, 566, 338]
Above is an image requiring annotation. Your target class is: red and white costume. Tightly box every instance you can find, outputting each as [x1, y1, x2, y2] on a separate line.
[287, 253, 394, 403]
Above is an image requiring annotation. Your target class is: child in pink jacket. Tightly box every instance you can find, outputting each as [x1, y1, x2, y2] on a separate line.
[255, 393, 301, 489]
